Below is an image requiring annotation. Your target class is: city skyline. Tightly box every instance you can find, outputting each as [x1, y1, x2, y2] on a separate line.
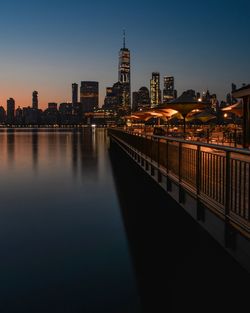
[0, 0, 249, 109]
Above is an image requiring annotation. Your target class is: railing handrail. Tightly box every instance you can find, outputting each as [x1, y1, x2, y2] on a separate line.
[109, 127, 250, 243]
[111, 128, 250, 156]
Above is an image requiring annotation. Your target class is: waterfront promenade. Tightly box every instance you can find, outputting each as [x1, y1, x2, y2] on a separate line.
[128, 124, 245, 148]
[108, 127, 250, 272]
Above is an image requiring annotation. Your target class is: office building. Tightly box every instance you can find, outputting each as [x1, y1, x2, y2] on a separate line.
[80, 81, 99, 112]
[7, 98, 15, 123]
[132, 87, 150, 111]
[15, 107, 23, 124]
[0, 106, 6, 123]
[103, 82, 123, 111]
[163, 76, 175, 103]
[150, 72, 161, 107]
[32, 91, 38, 109]
[132, 92, 139, 111]
[72, 83, 78, 105]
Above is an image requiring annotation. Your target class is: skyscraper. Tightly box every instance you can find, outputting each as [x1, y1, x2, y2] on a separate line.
[80, 81, 99, 112]
[103, 83, 123, 111]
[132, 92, 139, 111]
[163, 76, 175, 103]
[132, 87, 150, 111]
[32, 91, 38, 109]
[72, 83, 78, 105]
[118, 30, 131, 111]
[0, 106, 6, 123]
[7, 98, 15, 123]
[150, 72, 161, 107]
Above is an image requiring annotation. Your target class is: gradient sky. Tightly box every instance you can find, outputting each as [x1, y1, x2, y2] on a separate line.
[0, 0, 249, 109]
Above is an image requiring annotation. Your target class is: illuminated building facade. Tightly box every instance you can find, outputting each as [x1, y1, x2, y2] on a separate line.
[80, 81, 99, 112]
[163, 76, 175, 103]
[118, 31, 131, 112]
[150, 72, 161, 107]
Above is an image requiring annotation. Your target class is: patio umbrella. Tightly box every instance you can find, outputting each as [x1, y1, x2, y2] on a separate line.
[126, 108, 178, 124]
[162, 91, 209, 135]
[221, 101, 243, 117]
[186, 111, 216, 123]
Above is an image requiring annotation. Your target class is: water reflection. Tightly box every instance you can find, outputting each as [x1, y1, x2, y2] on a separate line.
[79, 128, 98, 182]
[70, 128, 99, 181]
[0, 128, 140, 313]
[7, 129, 15, 167]
[32, 130, 38, 171]
[71, 130, 79, 177]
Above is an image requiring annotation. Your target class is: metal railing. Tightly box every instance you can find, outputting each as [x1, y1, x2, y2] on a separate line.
[109, 128, 250, 235]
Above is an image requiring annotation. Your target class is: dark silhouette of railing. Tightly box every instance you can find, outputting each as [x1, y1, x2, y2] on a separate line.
[109, 128, 250, 239]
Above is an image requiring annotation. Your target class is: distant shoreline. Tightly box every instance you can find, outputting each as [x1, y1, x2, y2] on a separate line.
[0, 125, 108, 132]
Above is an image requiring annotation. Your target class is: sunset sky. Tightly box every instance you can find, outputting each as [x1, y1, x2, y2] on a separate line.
[0, 0, 249, 110]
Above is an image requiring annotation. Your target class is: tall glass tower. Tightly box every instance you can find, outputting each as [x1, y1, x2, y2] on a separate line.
[163, 76, 175, 103]
[80, 81, 99, 112]
[150, 72, 161, 107]
[118, 31, 131, 110]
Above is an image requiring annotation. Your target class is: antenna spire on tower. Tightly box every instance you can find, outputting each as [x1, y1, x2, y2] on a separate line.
[123, 29, 126, 49]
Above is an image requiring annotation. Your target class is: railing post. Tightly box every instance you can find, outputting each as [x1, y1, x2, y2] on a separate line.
[196, 145, 201, 196]
[166, 139, 172, 191]
[166, 139, 169, 173]
[142, 135, 145, 156]
[157, 137, 162, 182]
[179, 141, 182, 181]
[196, 145, 205, 221]
[151, 136, 153, 162]
[225, 151, 231, 216]
[178, 141, 184, 203]
[157, 137, 160, 167]
[225, 151, 234, 248]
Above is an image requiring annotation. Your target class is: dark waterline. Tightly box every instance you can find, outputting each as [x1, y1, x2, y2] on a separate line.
[0, 128, 249, 313]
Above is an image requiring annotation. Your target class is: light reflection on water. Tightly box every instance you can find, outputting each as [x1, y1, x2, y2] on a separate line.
[0, 128, 141, 313]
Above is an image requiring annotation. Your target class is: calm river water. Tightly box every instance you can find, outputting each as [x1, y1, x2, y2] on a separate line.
[0, 128, 140, 313]
[0, 128, 249, 313]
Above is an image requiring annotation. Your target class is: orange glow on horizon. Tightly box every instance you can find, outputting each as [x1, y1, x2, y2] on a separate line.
[0, 88, 105, 111]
